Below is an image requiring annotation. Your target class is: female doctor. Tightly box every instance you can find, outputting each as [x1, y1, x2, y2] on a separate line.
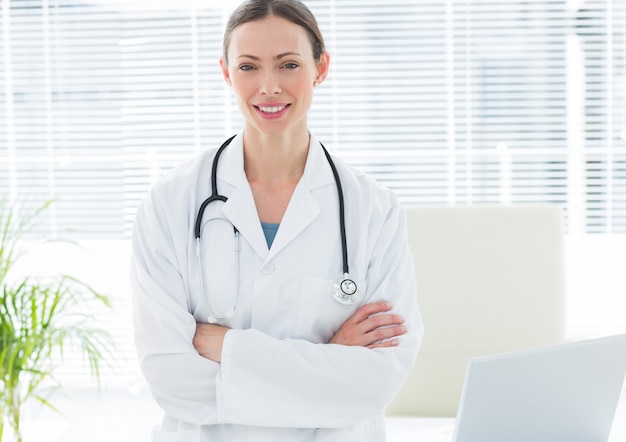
[130, 0, 423, 441]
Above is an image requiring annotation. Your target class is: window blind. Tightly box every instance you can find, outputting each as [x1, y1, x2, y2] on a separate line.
[1, 0, 625, 387]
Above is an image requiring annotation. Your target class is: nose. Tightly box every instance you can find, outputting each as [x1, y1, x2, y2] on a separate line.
[259, 70, 281, 95]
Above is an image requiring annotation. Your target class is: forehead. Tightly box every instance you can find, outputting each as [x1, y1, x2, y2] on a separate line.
[228, 16, 313, 59]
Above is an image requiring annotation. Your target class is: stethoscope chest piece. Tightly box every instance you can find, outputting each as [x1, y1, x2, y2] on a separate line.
[332, 274, 361, 305]
[197, 136, 361, 318]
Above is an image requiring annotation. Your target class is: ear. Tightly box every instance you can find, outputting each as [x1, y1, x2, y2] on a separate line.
[313, 51, 330, 86]
[219, 56, 232, 86]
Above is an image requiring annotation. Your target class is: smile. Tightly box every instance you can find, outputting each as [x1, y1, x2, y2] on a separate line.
[254, 103, 290, 120]
[257, 104, 288, 114]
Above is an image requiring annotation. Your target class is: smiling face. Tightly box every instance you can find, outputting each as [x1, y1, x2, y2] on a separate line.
[220, 15, 329, 139]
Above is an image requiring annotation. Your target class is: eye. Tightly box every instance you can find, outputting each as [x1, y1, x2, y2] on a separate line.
[282, 62, 299, 69]
[238, 64, 256, 71]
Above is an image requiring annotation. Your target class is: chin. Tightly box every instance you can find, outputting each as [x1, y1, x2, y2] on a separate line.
[251, 121, 291, 136]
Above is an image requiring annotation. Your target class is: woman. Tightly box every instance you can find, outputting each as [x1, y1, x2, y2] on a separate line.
[130, 1, 423, 440]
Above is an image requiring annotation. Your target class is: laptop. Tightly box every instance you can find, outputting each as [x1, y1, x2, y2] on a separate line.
[448, 333, 626, 442]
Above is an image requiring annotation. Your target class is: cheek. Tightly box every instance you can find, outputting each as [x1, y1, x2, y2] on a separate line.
[230, 78, 255, 103]
[285, 76, 315, 100]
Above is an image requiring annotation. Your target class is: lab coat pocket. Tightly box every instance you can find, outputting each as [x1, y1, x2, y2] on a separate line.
[151, 428, 201, 442]
[294, 276, 365, 343]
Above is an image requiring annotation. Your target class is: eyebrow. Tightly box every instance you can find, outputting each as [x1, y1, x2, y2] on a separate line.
[237, 52, 302, 61]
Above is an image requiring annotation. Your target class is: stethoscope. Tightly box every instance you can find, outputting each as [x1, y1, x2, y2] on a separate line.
[194, 135, 361, 323]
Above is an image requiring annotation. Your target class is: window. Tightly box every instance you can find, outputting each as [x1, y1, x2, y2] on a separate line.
[1, 0, 625, 386]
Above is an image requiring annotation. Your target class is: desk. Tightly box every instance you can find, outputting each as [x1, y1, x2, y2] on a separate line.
[386, 387, 626, 441]
[18, 387, 626, 441]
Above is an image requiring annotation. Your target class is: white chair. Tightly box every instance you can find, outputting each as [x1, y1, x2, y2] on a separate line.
[387, 204, 566, 417]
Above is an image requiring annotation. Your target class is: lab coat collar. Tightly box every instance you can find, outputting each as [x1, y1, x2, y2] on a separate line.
[218, 131, 336, 262]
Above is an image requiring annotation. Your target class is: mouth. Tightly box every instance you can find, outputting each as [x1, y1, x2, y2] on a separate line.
[257, 104, 287, 113]
[254, 103, 290, 119]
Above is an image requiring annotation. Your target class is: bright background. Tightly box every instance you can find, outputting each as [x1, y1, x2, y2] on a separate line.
[1, 0, 625, 439]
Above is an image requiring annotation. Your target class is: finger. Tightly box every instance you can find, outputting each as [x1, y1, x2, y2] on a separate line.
[361, 313, 405, 334]
[367, 338, 400, 349]
[365, 324, 407, 345]
[345, 301, 394, 325]
[338, 312, 404, 346]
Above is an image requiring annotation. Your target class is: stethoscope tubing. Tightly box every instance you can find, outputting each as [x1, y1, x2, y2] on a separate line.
[194, 135, 358, 320]
[321, 145, 349, 276]
[194, 135, 237, 241]
[194, 135, 349, 276]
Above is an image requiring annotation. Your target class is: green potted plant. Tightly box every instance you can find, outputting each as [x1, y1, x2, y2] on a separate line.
[0, 200, 114, 442]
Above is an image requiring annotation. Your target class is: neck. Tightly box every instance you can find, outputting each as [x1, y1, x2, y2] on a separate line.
[242, 127, 310, 184]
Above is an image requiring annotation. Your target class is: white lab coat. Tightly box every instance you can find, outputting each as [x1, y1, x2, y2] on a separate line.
[130, 131, 423, 442]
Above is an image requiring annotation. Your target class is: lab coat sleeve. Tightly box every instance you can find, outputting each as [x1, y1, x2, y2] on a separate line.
[130, 191, 220, 425]
[216, 201, 423, 428]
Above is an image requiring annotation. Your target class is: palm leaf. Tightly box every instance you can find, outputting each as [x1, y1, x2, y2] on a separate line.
[0, 197, 115, 441]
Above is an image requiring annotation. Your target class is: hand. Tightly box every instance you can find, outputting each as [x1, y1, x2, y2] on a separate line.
[329, 301, 407, 349]
[193, 323, 230, 363]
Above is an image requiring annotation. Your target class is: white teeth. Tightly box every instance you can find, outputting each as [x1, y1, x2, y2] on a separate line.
[258, 105, 286, 113]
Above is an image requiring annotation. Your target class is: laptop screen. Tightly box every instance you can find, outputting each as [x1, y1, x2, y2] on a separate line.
[453, 334, 626, 442]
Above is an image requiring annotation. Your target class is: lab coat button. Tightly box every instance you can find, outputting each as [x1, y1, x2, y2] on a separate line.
[262, 265, 276, 275]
